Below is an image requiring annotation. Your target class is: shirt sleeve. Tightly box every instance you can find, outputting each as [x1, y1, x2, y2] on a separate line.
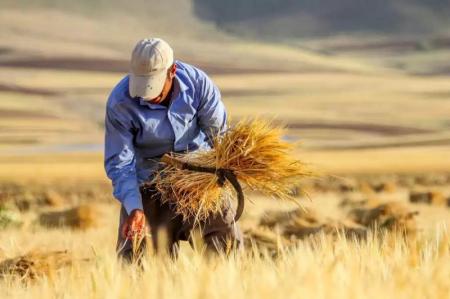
[104, 104, 143, 214]
[196, 71, 227, 145]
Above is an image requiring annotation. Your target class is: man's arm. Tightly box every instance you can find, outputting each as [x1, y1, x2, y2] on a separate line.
[104, 104, 143, 214]
[196, 70, 227, 144]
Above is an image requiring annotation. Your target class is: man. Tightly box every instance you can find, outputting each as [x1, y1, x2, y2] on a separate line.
[104, 38, 242, 260]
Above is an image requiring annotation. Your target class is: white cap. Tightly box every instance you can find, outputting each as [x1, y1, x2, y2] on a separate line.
[129, 38, 174, 99]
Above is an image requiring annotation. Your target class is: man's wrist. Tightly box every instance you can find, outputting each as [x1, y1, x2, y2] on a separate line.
[129, 209, 144, 216]
[123, 198, 144, 215]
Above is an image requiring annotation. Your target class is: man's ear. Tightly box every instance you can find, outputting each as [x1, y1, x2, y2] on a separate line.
[169, 64, 177, 79]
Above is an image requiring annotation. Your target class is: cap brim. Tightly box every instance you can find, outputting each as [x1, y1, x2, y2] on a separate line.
[129, 71, 166, 99]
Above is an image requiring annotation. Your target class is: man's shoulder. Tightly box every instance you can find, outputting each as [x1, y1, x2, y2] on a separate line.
[175, 60, 210, 83]
[107, 75, 131, 109]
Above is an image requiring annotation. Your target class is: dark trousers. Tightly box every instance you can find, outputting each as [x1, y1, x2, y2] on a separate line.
[116, 186, 243, 261]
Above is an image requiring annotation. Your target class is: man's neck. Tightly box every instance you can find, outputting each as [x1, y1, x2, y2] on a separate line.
[160, 80, 175, 107]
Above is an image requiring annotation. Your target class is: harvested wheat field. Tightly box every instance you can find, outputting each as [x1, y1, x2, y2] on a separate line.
[0, 161, 449, 298]
[0, 218, 449, 299]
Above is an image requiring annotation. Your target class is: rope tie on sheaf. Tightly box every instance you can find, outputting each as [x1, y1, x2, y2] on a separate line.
[159, 154, 245, 221]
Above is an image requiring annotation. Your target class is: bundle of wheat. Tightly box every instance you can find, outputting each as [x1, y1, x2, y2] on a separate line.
[39, 204, 100, 229]
[151, 119, 312, 220]
[0, 250, 73, 281]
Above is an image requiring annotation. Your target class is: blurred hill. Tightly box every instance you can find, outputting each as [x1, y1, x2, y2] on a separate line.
[0, 0, 224, 61]
[0, 0, 385, 74]
[193, 0, 450, 76]
[0, 0, 449, 161]
[193, 0, 450, 39]
[1, 0, 449, 74]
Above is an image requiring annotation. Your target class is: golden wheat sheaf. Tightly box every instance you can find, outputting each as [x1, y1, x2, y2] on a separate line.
[152, 119, 312, 221]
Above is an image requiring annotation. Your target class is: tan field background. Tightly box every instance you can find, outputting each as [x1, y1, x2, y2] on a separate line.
[0, 1, 449, 298]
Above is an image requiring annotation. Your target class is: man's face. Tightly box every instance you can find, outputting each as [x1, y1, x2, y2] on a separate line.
[146, 64, 177, 104]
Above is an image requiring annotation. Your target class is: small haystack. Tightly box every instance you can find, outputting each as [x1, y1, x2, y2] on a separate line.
[349, 202, 419, 235]
[42, 190, 65, 207]
[243, 227, 292, 256]
[259, 207, 367, 240]
[372, 181, 398, 193]
[39, 204, 100, 229]
[259, 207, 321, 229]
[151, 119, 312, 220]
[0, 250, 73, 281]
[283, 219, 367, 240]
[339, 197, 382, 210]
[409, 190, 447, 206]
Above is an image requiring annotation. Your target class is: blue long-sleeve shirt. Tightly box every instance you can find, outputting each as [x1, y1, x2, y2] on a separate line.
[104, 61, 227, 214]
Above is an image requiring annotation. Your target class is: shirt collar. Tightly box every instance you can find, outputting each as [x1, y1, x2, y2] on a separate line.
[177, 75, 189, 93]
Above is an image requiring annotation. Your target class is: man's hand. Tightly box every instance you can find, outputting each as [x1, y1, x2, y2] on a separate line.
[121, 209, 146, 240]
